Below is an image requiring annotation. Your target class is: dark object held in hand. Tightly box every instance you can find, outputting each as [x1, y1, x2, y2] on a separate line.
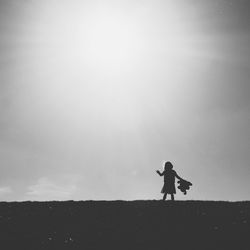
[177, 179, 192, 195]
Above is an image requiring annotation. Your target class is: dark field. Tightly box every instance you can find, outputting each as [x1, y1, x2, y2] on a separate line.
[0, 200, 249, 250]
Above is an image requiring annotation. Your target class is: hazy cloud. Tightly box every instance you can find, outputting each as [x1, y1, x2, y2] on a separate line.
[26, 176, 79, 201]
[0, 186, 12, 196]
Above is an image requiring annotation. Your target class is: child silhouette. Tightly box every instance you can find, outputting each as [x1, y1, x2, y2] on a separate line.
[156, 161, 183, 201]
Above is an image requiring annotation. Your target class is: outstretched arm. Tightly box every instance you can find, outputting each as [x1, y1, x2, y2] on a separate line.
[156, 170, 164, 176]
[175, 172, 183, 180]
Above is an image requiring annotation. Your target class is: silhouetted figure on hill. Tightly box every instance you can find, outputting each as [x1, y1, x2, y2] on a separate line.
[156, 161, 184, 201]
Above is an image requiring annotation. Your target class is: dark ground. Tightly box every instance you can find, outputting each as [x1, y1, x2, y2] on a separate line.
[0, 200, 249, 250]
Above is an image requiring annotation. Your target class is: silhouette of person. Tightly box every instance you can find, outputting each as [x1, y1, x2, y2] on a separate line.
[156, 161, 183, 201]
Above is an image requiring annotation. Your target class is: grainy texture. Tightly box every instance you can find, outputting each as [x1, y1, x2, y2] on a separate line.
[0, 200, 249, 250]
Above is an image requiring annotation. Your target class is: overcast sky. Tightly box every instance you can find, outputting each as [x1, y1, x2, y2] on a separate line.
[0, 0, 249, 201]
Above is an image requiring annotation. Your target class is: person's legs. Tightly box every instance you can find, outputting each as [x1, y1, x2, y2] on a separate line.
[171, 194, 175, 201]
[163, 193, 167, 201]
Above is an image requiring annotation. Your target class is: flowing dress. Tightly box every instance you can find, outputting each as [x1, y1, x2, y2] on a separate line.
[161, 169, 177, 194]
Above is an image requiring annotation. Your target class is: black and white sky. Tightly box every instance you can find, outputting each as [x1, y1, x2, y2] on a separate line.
[0, 0, 250, 201]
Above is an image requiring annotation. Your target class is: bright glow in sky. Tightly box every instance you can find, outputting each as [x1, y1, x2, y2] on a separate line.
[0, 0, 250, 201]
